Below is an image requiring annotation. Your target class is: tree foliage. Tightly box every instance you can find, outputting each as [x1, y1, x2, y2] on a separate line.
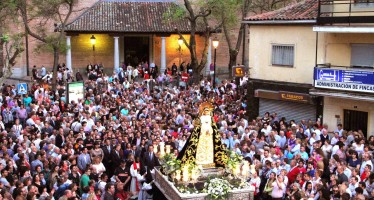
[165, 0, 223, 83]
[203, 0, 303, 78]
[0, 0, 24, 83]
[16, 0, 78, 90]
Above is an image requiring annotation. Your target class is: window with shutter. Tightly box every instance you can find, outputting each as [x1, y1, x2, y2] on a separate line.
[353, 0, 374, 8]
[351, 44, 374, 67]
[271, 45, 295, 67]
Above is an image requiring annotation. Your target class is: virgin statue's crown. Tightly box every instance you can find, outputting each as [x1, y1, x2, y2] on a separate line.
[198, 101, 214, 116]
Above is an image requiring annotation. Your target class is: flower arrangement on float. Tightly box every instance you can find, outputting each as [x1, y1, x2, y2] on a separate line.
[159, 149, 255, 199]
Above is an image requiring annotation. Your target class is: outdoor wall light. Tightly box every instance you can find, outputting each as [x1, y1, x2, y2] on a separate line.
[90, 35, 96, 51]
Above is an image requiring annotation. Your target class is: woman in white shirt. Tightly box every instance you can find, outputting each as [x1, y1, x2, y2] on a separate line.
[248, 170, 261, 196]
[309, 132, 317, 147]
[321, 139, 333, 158]
[352, 139, 365, 156]
[271, 174, 285, 200]
[91, 157, 106, 177]
[12, 119, 23, 137]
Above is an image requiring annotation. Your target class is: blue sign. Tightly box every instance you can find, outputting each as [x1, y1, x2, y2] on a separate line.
[17, 83, 28, 95]
[314, 68, 374, 93]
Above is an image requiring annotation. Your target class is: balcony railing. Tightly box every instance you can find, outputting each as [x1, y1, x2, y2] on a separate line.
[316, 64, 374, 71]
[318, 0, 374, 24]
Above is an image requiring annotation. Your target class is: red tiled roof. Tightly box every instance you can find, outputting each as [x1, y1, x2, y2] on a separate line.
[66, 0, 200, 33]
[245, 0, 318, 21]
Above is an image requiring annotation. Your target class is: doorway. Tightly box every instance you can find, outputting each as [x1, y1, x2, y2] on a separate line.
[124, 36, 149, 67]
[344, 109, 368, 137]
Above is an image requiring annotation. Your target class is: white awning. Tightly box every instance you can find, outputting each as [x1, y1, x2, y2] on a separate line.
[310, 89, 374, 102]
[313, 26, 374, 33]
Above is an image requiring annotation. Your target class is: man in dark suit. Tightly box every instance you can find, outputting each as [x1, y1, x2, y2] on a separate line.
[49, 116, 58, 129]
[118, 69, 125, 83]
[55, 128, 65, 148]
[320, 129, 330, 145]
[141, 145, 162, 199]
[132, 132, 142, 147]
[102, 139, 113, 177]
[111, 144, 124, 168]
[141, 145, 160, 174]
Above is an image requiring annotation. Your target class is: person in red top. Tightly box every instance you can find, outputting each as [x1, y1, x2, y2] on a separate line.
[172, 130, 178, 139]
[361, 164, 372, 181]
[181, 71, 189, 82]
[297, 159, 307, 174]
[213, 114, 219, 123]
[115, 182, 130, 200]
[167, 68, 172, 76]
[144, 71, 150, 80]
[287, 160, 300, 185]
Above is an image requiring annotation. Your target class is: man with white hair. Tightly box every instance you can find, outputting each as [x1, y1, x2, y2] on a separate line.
[360, 153, 373, 174]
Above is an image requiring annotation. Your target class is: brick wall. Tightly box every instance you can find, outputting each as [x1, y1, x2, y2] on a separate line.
[152, 31, 245, 73]
[153, 34, 206, 69]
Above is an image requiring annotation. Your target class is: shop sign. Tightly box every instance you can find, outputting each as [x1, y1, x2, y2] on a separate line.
[314, 67, 374, 94]
[279, 91, 310, 103]
[232, 65, 245, 77]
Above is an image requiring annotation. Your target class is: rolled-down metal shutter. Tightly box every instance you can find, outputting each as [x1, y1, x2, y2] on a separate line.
[259, 99, 316, 123]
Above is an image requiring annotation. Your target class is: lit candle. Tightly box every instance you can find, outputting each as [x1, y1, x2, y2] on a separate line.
[182, 165, 189, 182]
[250, 164, 256, 175]
[191, 168, 198, 181]
[153, 145, 158, 154]
[175, 170, 181, 181]
[165, 145, 171, 154]
[183, 172, 189, 182]
[242, 161, 249, 177]
[160, 143, 165, 157]
[233, 164, 241, 176]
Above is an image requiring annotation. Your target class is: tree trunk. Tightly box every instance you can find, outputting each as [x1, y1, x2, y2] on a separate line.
[190, 53, 200, 83]
[0, 41, 3, 78]
[228, 49, 238, 79]
[51, 47, 59, 91]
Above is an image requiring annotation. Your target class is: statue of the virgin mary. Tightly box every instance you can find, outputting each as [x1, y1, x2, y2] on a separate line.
[177, 101, 227, 168]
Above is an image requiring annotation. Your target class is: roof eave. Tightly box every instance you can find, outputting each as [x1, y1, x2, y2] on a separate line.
[242, 19, 317, 25]
[64, 30, 205, 34]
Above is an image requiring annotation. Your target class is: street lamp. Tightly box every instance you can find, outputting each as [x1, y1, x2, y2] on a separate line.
[212, 37, 219, 88]
[178, 36, 183, 66]
[90, 35, 96, 51]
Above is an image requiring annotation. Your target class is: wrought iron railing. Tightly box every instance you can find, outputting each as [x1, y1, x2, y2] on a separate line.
[318, 0, 374, 24]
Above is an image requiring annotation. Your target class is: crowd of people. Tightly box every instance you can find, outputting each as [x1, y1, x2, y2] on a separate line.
[2, 62, 247, 200]
[2, 61, 373, 200]
[247, 113, 374, 200]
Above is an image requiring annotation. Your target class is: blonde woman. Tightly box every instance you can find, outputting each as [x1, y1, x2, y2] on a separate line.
[92, 157, 106, 177]
[90, 141, 104, 162]
[263, 172, 276, 200]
